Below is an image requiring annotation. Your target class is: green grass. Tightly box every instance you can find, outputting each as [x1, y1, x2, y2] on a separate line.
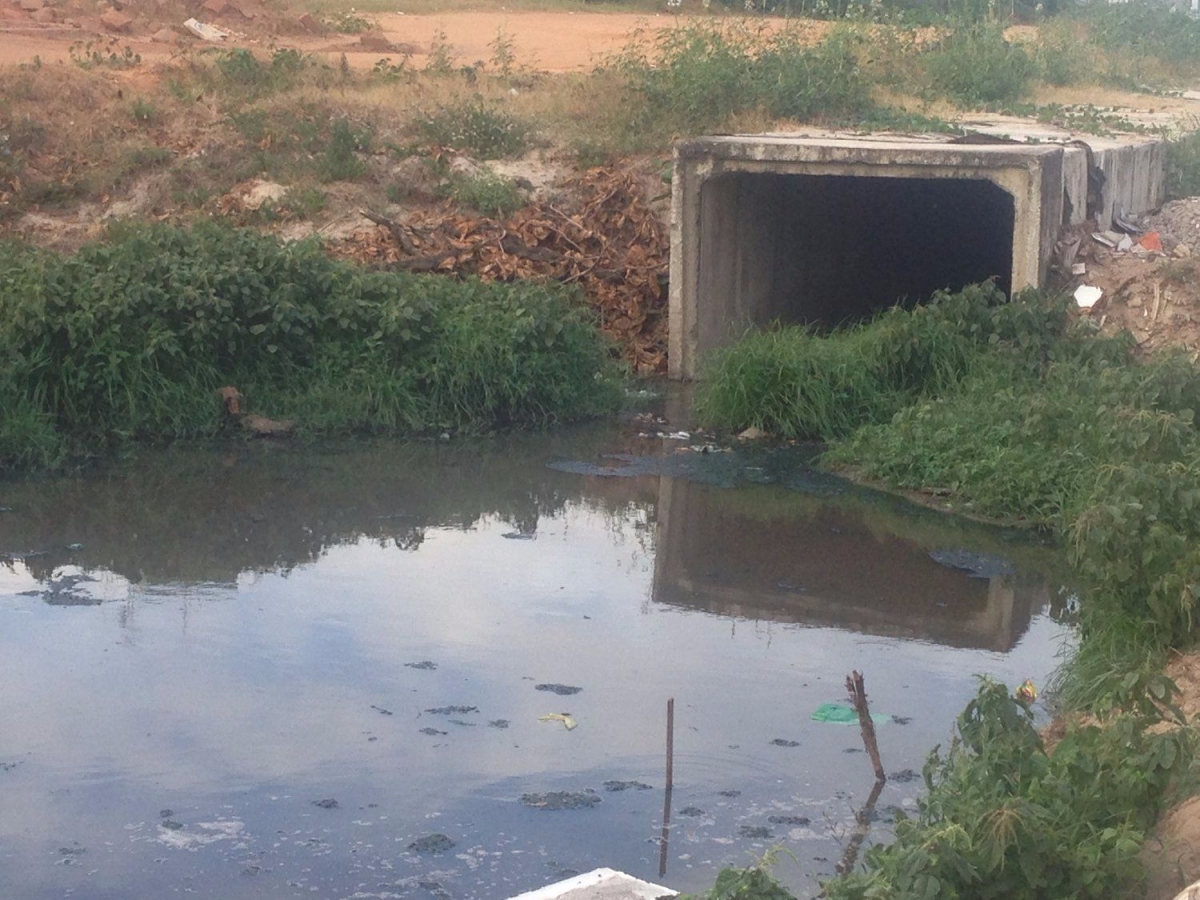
[0, 223, 622, 473]
[1167, 128, 1200, 201]
[924, 24, 1037, 107]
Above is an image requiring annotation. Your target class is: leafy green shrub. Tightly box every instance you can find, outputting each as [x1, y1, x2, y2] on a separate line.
[316, 119, 369, 182]
[214, 48, 311, 97]
[828, 678, 1193, 900]
[1077, 1, 1200, 69]
[924, 25, 1036, 107]
[610, 23, 874, 138]
[1167, 129, 1200, 201]
[441, 172, 525, 217]
[416, 99, 529, 159]
[0, 223, 620, 470]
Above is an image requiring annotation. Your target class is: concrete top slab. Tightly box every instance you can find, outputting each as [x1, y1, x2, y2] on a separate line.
[509, 868, 676, 900]
[677, 134, 1064, 171]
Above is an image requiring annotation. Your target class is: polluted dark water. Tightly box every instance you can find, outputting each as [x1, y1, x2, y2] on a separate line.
[0, 415, 1074, 900]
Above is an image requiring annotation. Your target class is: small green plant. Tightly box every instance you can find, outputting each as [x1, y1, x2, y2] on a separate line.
[489, 26, 517, 78]
[316, 119, 370, 182]
[416, 98, 529, 159]
[425, 28, 457, 75]
[441, 171, 525, 218]
[371, 57, 409, 81]
[129, 97, 159, 126]
[320, 10, 374, 33]
[68, 39, 141, 70]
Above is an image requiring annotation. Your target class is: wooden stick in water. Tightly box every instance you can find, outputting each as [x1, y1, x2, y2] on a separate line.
[846, 671, 886, 783]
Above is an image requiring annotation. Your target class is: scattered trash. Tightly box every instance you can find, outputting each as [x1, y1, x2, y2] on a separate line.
[424, 706, 478, 715]
[502, 532, 536, 541]
[737, 426, 768, 441]
[408, 834, 455, 854]
[520, 791, 600, 810]
[1141, 232, 1164, 253]
[488, 719, 510, 729]
[717, 789, 741, 798]
[65, 543, 84, 551]
[1071, 262, 1087, 276]
[738, 825, 772, 839]
[889, 769, 921, 783]
[448, 719, 476, 727]
[183, 17, 232, 40]
[1074, 285, 1103, 310]
[767, 814, 810, 825]
[370, 705, 393, 716]
[1091, 231, 1122, 249]
[535, 683, 582, 696]
[404, 661, 437, 671]
[1117, 235, 1134, 253]
[538, 713, 577, 730]
[419, 727, 447, 736]
[678, 806, 705, 817]
[769, 738, 800, 747]
[312, 798, 339, 809]
[161, 820, 185, 831]
[1016, 679, 1038, 703]
[603, 780, 653, 792]
[811, 703, 890, 725]
[1113, 205, 1143, 236]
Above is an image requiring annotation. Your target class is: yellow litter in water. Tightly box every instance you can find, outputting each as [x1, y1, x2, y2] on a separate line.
[1016, 679, 1038, 703]
[539, 713, 577, 731]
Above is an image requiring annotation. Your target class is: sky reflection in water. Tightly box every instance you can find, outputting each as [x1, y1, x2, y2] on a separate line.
[0, 422, 1072, 899]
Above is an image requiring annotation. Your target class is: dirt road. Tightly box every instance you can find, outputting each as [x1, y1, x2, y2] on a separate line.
[0, 9, 702, 71]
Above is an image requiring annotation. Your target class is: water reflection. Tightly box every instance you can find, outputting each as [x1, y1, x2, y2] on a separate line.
[653, 478, 1056, 651]
[0, 423, 1072, 900]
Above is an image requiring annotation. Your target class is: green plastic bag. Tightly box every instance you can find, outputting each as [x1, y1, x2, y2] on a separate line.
[811, 703, 890, 725]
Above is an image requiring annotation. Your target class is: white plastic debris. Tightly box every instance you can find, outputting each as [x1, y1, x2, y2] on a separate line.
[1074, 285, 1103, 310]
[1071, 262, 1087, 276]
[1117, 235, 1134, 252]
[183, 17, 232, 41]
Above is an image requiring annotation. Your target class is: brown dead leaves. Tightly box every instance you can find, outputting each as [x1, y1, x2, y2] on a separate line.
[334, 167, 669, 374]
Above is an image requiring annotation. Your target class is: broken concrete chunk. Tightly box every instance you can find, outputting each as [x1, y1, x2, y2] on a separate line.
[183, 17, 231, 41]
[357, 30, 394, 52]
[100, 8, 132, 31]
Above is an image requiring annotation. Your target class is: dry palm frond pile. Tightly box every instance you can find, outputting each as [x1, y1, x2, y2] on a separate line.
[334, 167, 669, 374]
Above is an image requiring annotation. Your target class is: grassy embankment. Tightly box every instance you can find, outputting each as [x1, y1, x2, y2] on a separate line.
[693, 286, 1200, 898]
[0, 222, 622, 473]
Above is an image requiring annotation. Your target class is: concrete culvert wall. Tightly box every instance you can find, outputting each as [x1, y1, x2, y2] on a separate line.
[669, 133, 1167, 380]
[696, 172, 1015, 345]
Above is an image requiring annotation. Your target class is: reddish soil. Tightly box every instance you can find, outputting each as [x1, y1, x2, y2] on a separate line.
[0, 8, 720, 70]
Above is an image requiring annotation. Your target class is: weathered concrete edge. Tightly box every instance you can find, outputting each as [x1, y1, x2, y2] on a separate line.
[509, 867, 677, 900]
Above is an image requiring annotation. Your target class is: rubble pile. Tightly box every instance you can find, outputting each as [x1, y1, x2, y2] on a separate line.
[334, 168, 669, 374]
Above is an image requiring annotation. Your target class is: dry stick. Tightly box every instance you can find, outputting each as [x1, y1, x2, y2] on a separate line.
[659, 697, 675, 879]
[834, 778, 885, 877]
[847, 671, 886, 784]
[832, 673, 889, 880]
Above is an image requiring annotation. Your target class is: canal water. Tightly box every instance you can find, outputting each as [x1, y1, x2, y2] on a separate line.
[0, 416, 1073, 900]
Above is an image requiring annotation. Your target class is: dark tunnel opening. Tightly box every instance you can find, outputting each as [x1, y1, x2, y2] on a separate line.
[696, 172, 1015, 336]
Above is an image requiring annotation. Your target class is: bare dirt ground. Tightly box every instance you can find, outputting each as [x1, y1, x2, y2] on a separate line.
[0, 7, 729, 70]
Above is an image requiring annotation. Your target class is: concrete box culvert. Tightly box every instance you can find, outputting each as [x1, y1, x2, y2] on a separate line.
[667, 134, 1163, 380]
